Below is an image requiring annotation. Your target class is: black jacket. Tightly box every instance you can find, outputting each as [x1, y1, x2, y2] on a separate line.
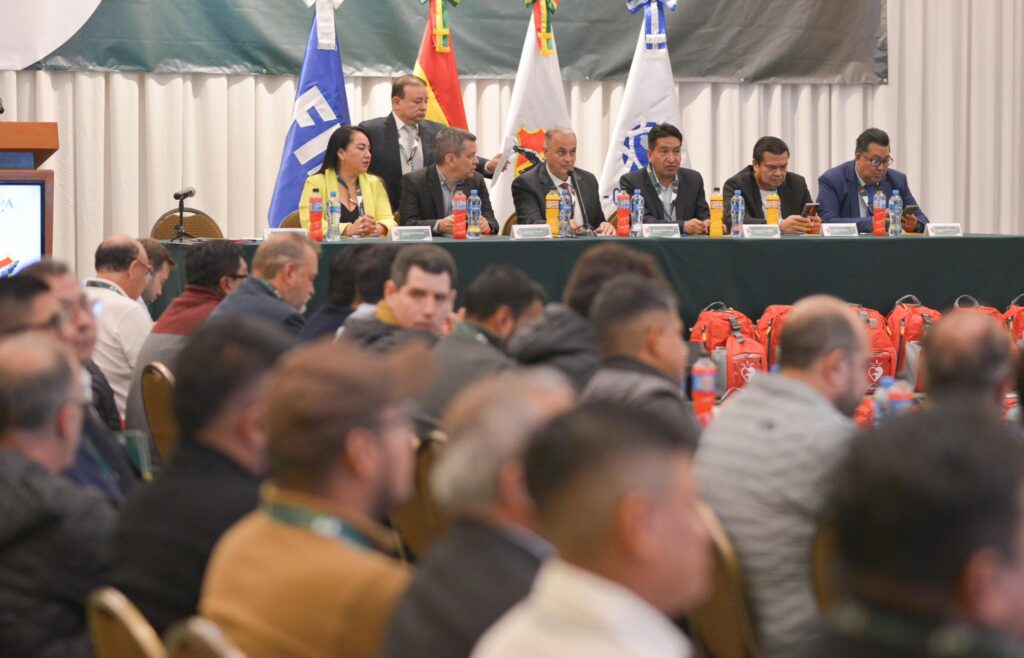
[722, 165, 813, 227]
[398, 165, 499, 235]
[619, 167, 710, 226]
[342, 314, 438, 353]
[507, 303, 599, 391]
[208, 277, 305, 335]
[0, 451, 116, 658]
[511, 164, 605, 229]
[104, 439, 261, 634]
[298, 303, 352, 342]
[64, 409, 140, 505]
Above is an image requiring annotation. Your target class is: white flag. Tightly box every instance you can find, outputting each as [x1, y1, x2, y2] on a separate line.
[597, 22, 686, 214]
[489, 12, 570, 231]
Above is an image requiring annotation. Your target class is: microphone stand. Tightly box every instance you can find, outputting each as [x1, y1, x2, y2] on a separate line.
[170, 195, 196, 242]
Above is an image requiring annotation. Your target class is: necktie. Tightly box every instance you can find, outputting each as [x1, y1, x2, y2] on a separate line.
[559, 182, 576, 218]
[404, 126, 423, 171]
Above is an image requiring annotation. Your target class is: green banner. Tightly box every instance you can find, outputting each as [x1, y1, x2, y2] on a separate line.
[33, 0, 886, 84]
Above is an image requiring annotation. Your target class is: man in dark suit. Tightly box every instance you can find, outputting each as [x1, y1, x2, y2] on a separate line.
[399, 127, 499, 236]
[619, 123, 710, 235]
[723, 136, 820, 234]
[511, 126, 616, 235]
[360, 76, 499, 209]
[817, 127, 929, 233]
[380, 369, 575, 658]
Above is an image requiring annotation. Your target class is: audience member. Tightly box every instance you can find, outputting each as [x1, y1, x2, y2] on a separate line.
[382, 369, 575, 658]
[83, 235, 155, 417]
[343, 245, 456, 351]
[419, 265, 546, 426]
[0, 334, 115, 658]
[299, 245, 370, 341]
[582, 274, 700, 445]
[200, 340, 434, 658]
[339, 244, 400, 331]
[138, 237, 176, 307]
[697, 295, 870, 658]
[806, 407, 1024, 658]
[209, 232, 319, 335]
[107, 318, 293, 634]
[472, 404, 710, 658]
[124, 240, 248, 434]
[507, 243, 668, 390]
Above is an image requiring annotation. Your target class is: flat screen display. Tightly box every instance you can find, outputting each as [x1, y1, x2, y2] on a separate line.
[0, 181, 45, 277]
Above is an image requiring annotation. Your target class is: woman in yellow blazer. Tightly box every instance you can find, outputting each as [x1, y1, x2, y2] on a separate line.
[299, 126, 396, 238]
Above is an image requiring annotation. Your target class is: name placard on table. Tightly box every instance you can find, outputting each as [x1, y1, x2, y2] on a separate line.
[926, 223, 964, 237]
[641, 224, 681, 238]
[511, 225, 554, 240]
[390, 226, 433, 242]
[822, 224, 859, 237]
[741, 225, 782, 239]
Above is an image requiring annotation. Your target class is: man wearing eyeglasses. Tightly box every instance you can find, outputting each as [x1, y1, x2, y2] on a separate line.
[817, 128, 929, 233]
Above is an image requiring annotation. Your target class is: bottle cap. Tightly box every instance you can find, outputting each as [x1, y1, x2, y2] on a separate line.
[634, 189, 641, 194]
[713, 186, 721, 192]
[893, 189, 900, 194]
[312, 187, 320, 193]
[880, 376, 895, 387]
[470, 189, 477, 195]
[734, 190, 742, 195]
[329, 190, 338, 197]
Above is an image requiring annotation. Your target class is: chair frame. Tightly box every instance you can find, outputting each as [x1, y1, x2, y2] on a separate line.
[165, 616, 246, 658]
[141, 361, 178, 462]
[151, 207, 223, 240]
[88, 587, 168, 658]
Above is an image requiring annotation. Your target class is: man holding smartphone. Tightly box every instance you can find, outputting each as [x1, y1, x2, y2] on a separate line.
[723, 136, 821, 234]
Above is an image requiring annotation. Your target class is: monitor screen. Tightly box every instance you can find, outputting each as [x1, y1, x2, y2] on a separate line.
[0, 180, 45, 277]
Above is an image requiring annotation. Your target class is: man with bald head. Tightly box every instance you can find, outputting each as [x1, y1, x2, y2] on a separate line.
[923, 312, 1015, 415]
[697, 295, 871, 658]
[84, 235, 155, 419]
[511, 126, 615, 235]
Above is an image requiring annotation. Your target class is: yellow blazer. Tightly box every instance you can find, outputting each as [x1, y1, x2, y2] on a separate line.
[299, 168, 396, 236]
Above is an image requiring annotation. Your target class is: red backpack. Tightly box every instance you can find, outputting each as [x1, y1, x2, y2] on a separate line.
[690, 303, 764, 396]
[756, 305, 795, 369]
[691, 302, 757, 352]
[850, 305, 896, 393]
[952, 295, 1005, 324]
[886, 294, 942, 391]
[1004, 294, 1024, 347]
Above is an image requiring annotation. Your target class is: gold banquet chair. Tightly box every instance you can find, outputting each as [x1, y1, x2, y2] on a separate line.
[165, 617, 247, 658]
[389, 429, 449, 559]
[151, 208, 224, 240]
[88, 587, 168, 658]
[141, 362, 179, 462]
[689, 503, 764, 658]
[500, 213, 517, 236]
[279, 210, 302, 229]
[810, 524, 839, 613]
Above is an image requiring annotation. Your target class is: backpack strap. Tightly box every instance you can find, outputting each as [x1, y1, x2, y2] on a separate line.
[954, 294, 980, 308]
[1009, 293, 1024, 309]
[702, 301, 730, 313]
[728, 317, 745, 343]
[894, 294, 922, 307]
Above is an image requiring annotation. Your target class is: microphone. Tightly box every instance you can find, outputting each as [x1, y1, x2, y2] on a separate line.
[173, 187, 196, 201]
[568, 171, 594, 234]
[511, 145, 543, 166]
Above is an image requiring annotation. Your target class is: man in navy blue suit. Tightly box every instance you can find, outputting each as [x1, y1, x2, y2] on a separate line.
[817, 128, 929, 233]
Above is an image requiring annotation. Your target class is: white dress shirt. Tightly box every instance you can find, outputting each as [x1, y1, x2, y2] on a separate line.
[471, 559, 691, 658]
[393, 111, 423, 176]
[546, 165, 583, 225]
[84, 278, 154, 418]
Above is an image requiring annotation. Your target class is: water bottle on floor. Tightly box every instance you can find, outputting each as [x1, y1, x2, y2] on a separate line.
[692, 352, 717, 427]
[873, 376, 894, 426]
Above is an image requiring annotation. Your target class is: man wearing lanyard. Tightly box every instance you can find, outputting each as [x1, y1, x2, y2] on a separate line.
[723, 136, 820, 234]
[619, 123, 710, 235]
[200, 339, 434, 658]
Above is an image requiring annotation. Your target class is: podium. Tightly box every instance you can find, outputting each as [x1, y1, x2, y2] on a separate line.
[0, 122, 58, 263]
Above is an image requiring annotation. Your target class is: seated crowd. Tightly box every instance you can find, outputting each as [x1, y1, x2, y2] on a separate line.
[1, 228, 1021, 658]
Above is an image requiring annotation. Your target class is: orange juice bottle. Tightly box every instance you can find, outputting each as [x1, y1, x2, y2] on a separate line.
[545, 188, 560, 237]
[765, 192, 781, 225]
[709, 187, 725, 238]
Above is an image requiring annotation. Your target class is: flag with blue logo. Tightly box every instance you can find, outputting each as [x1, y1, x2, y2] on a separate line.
[267, 0, 350, 228]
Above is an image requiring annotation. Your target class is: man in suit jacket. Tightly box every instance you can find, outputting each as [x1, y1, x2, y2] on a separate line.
[512, 126, 616, 234]
[619, 123, 710, 235]
[380, 370, 575, 658]
[399, 127, 499, 236]
[360, 76, 498, 209]
[818, 127, 929, 233]
[723, 136, 820, 234]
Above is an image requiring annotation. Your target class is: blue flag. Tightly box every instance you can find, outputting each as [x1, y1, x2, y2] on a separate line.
[267, 16, 350, 228]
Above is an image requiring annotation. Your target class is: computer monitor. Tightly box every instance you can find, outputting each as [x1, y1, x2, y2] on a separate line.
[0, 173, 51, 277]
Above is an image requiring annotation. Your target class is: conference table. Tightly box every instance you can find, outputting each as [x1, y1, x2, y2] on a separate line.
[158, 235, 1024, 327]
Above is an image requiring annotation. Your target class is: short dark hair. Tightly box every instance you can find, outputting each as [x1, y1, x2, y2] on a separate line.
[185, 240, 245, 290]
[434, 127, 476, 163]
[139, 238, 175, 271]
[18, 259, 71, 281]
[391, 75, 428, 100]
[356, 245, 400, 304]
[327, 245, 372, 307]
[173, 317, 294, 439]
[923, 314, 1014, 400]
[590, 274, 678, 354]
[0, 335, 76, 435]
[647, 123, 684, 152]
[95, 240, 141, 273]
[778, 305, 861, 370]
[563, 244, 667, 318]
[753, 136, 790, 163]
[856, 128, 890, 154]
[0, 277, 52, 335]
[464, 265, 546, 322]
[830, 406, 1024, 601]
[320, 125, 371, 174]
[390, 245, 457, 289]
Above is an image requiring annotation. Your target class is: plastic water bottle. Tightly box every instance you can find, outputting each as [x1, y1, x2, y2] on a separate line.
[558, 187, 573, 238]
[692, 353, 717, 428]
[452, 190, 468, 240]
[888, 189, 903, 237]
[873, 376, 894, 426]
[730, 190, 745, 237]
[615, 189, 631, 237]
[326, 191, 342, 242]
[709, 187, 725, 238]
[872, 188, 888, 236]
[308, 188, 324, 242]
[467, 189, 482, 240]
[630, 189, 644, 237]
[889, 379, 914, 415]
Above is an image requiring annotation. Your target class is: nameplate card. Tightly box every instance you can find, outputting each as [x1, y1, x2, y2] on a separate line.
[389, 226, 433, 242]
[742, 225, 781, 239]
[511, 225, 553, 240]
[641, 224, 681, 238]
[926, 223, 963, 237]
[822, 224, 859, 238]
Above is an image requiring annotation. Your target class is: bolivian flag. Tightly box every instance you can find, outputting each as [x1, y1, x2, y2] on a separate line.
[413, 0, 469, 129]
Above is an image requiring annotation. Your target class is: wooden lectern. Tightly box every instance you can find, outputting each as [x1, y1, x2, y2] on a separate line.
[0, 122, 58, 256]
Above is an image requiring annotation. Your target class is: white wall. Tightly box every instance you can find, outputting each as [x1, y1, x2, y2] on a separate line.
[1, 0, 1021, 274]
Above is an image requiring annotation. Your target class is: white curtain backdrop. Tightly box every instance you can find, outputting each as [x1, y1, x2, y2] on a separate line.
[0, 0, 1021, 275]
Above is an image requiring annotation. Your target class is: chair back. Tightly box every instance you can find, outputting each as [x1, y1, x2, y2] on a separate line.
[88, 587, 168, 658]
[141, 362, 178, 461]
[689, 503, 764, 658]
[165, 617, 246, 658]
[500, 213, 517, 236]
[279, 210, 302, 229]
[151, 208, 223, 239]
[389, 429, 449, 559]
[810, 524, 839, 612]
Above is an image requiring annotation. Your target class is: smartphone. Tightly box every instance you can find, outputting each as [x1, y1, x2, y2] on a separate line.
[801, 203, 819, 217]
[902, 204, 919, 216]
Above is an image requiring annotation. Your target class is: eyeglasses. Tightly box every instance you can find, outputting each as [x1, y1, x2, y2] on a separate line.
[227, 274, 249, 280]
[135, 259, 155, 283]
[865, 156, 894, 169]
[0, 309, 69, 336]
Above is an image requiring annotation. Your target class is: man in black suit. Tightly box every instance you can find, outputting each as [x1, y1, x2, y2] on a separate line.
[512, 126, 616, 235]
[380, 369, 575, 658]
[723, 136, 820, 233]
[619, 123, 710, 235]
[360, 76, 499, 209]
[399, 127, 499, 236]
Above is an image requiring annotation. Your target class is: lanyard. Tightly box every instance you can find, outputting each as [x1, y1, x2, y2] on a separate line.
[264, 501, 373, 550]
[647, 165, 678, 221]
[336, 175, 364, 215]
[398, 126, 420, 167]
[84, 279, 127, 298]
[252, 277, 282, 300]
